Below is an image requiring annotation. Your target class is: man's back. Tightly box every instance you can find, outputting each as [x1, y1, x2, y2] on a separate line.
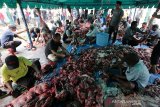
[126, 60, 150, 88]
[0, 29, 14, 47]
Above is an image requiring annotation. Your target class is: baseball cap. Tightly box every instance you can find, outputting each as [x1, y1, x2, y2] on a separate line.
[5, 55, 19, 70]
[8, 24, 16, 29]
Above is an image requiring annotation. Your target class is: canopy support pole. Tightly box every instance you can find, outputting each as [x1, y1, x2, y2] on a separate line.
[133, 7, 137, 21]
[17, 0, 36, 50]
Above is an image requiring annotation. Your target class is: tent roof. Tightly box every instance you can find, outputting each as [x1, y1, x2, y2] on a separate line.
[0, 0, 159, 9]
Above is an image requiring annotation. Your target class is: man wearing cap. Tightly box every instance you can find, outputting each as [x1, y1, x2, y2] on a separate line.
[0, 55, 41, 94]
[108, 1, 124, 44]
[0, 25, 26, 52]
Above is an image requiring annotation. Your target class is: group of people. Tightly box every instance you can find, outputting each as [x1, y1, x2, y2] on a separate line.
[0, 0, 160, 97]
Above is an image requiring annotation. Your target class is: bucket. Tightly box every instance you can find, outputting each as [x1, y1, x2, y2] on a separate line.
[96, 33, 109, 46]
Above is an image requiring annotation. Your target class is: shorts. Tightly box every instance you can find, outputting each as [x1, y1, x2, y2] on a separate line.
[47, 54, 58, 62]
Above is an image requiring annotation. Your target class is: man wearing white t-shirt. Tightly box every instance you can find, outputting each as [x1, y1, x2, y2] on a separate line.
[111, 52, 150, 91]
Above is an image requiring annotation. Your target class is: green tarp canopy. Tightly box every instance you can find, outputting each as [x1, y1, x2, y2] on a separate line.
[0, 0, 159, 9]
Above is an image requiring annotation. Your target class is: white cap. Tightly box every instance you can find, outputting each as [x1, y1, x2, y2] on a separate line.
[8, 24, 16, 29]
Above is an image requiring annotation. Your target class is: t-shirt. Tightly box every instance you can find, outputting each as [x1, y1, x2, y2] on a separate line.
[123, 27, 143, 41]
[140, 27, 147, 32]
[0, 29, 17, 47]
[148, 29, 160, 45]
[125, 60, 150, 88]
[149, 29, 160, 38]
[1, 57, 33, 83]
[110, 8, 124, 27]
[45, 39, 62, 57]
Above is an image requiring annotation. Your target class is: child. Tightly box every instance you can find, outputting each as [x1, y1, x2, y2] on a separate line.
[110, 52, 150, 91]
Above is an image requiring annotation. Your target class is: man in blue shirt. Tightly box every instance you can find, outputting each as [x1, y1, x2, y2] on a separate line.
[0, 25, 25, 52]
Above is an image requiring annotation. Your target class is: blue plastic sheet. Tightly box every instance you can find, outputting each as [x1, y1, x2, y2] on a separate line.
[66, 44, 101, 54]
[148, 74, 160, 85]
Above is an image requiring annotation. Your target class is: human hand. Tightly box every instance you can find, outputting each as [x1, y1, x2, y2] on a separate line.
[59, 54, 66, 58]
[7, 89, 14, 95]
[141, 37, 147, 42]
[35, 71, 42, 79]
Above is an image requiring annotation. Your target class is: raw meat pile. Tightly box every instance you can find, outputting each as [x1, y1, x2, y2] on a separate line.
[52, 56, 104, 107]
[80, 45, 152, 69]
[6, 56, 104, 107]
[142, 85, 160, 102]
[6, 45, 152, 107]
[134, 48, 152, 69]
[7, 83, 53, 107]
